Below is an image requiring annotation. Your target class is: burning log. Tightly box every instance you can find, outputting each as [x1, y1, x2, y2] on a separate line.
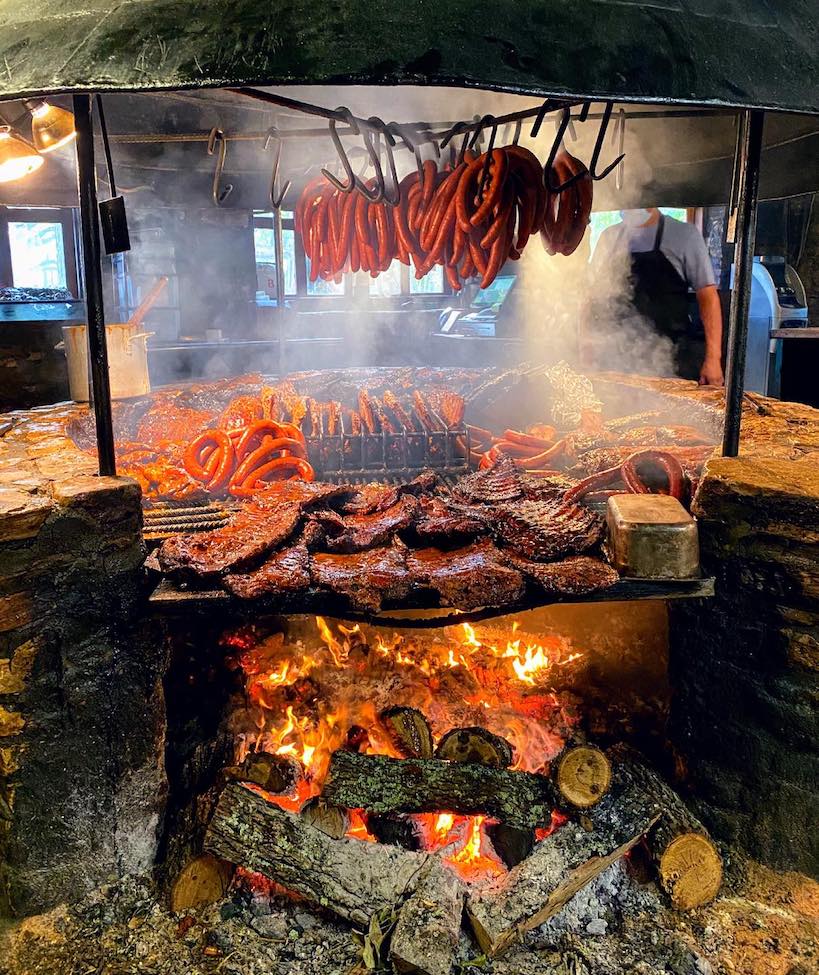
[380, 706, 434, 759]
[466, 763, 663, 958]
[205, 783, 430, 926]
[321, 751, 556, 829]
[610, 748, 723, 909]
[485, 823, 535, 869]
[300, 797, 349, 840]
[550, 743, 612, 810]
[223, 751, 302, 795]
[390, 859, 466, 975]
[170, 853, 233, 913]
[368, 813, 424, 851]
[434, 727, 514, 767]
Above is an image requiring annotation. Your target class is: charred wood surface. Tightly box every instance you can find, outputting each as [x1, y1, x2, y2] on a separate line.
[466, 763, 663, 957]
[486, 824, 536, 869]
[321, 751, 556, 829]
[380, 707, 434, 759]
[368, 813, 424, 851]
[435, 727, 514, 767]
[204, 783, 430, 926]
[390, 859, 466, 975]
[223, 751, 302, 795]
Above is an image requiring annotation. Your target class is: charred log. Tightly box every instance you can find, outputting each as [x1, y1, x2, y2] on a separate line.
[204, 783, 430, 927]
[390, 859, 465, 975]
[486, 824, 536, 869]
[380, 707, 434, 759]
[321, 751, 555, 829]
[223, 751, 302, 795]
[434, 727, 513, 767]
[368, 813, 424, 851]
[466, 763, 663, 958]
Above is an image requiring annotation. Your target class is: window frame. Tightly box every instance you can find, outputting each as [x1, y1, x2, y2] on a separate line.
[252, 209, 452, 303]
[0, 206, 80, 296]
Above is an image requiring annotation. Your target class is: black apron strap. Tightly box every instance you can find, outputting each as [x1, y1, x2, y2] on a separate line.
[653, 215, 665, 251]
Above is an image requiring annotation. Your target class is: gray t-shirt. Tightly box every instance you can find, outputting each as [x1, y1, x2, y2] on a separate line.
[594, 216, 716, 292]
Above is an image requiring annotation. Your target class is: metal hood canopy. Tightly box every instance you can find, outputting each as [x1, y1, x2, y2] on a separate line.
[0, 0, 817, 114]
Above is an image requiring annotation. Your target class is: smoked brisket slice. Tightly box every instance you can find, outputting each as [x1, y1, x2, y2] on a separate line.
[505, 553, 619, 595]
[311, 545, 411, 613]
[491, 498, 603, 562]
[451, 455, 524, 505]
[407, 539, 525, 610]
[223, 544, 311, 600]
[338, 483, 401, 515]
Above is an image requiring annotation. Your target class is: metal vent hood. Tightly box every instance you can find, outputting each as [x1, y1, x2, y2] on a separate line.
[0, 0, 816, 114]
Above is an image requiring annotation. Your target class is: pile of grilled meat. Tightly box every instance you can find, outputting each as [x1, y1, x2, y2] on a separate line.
[157, 457, 618, 614]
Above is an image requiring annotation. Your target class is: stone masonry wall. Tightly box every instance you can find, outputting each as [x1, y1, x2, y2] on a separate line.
[0, 472, 167, 916]
[669, 458, 819, 877]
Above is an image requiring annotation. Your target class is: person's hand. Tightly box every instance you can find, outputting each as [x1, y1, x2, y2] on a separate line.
[699, 357, 724, 387]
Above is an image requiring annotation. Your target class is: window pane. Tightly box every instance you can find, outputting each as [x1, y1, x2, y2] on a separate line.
[410, 264, 444, 294]
[306, 259, 345, 296]
[253, 225, 297, 298]
[8, 222, 67, 289]
[369, 260, 403, 296]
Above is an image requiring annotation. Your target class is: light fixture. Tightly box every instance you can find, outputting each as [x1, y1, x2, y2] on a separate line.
[28, 101, 76, 153]
[0, 125, 44, 183]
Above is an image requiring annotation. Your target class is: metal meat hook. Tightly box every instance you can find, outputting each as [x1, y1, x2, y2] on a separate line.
[264, 126, 292, 209]
[320, 108, 359, 193]
[207, 127, 233, 206]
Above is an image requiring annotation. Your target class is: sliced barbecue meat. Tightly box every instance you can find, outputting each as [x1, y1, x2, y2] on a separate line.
[338, 483, 400, 515]
[414, 496, 487, 545]
[308, 398, 322, 437]
[383, 390, 417, 432]
[158, 481, 344, 577]
[372, 395, 397, 434]
[504, 553, 619, 595]
[413, 390, 443, 431]
[451, 455, 524, 504]
[407, 539, 525, 610]
[491, 498, 603, 562]
[311, 545, 411, 613]
[324, 495, 420, 553]
[224, 544, 311, 600]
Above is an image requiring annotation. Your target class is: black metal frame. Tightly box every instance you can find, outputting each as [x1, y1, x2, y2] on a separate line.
[68, 90, 767, 475]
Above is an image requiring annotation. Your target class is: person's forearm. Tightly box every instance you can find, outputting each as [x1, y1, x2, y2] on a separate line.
[697, 286, 723, 362]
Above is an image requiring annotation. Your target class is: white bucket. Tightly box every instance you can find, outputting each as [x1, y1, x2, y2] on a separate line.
[59, 323, 154, 402]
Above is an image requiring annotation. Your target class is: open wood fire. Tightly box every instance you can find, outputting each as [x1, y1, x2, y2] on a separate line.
[193, 616, 724, 974]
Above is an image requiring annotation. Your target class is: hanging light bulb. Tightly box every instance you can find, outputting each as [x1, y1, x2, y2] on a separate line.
[28, 101, 76, 153]
[0, 126, 44, 183]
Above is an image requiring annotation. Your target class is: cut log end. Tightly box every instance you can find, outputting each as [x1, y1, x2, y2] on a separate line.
[658, 832, 723, 910]
[554, 744, 612, 809]
[381, 706, 434, 759]
[300, 797, 349, 840]
[435, 727, 514, 767]
[170, 853, 233, 913]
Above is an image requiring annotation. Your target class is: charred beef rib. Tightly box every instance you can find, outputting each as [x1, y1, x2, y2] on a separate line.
[504, 553, 618, 595]
[323, 495, 420, 553]
[158, 482, 344, 577]
[311, 545, 411, 613]
[224, 543, 311, 600]
[407, 539, 525, 610]
[451, 455, 524, 504]
[491, 498, 603, 562]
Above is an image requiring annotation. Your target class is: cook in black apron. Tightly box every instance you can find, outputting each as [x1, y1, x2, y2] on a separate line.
[630, 217, 704, 380]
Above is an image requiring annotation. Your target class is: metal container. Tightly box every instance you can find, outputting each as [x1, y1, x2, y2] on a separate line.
[605, 494, 700, 580]
[59, 322, 153, 401]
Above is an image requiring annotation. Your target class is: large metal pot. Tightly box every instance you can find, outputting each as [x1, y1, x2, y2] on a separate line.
[59, 322, 153, 401]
